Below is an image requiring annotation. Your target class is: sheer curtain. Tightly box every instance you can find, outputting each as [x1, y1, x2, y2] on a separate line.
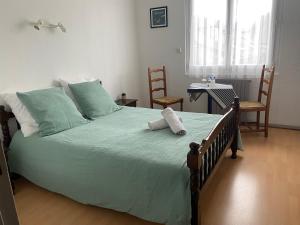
[186, 0, 277, 79]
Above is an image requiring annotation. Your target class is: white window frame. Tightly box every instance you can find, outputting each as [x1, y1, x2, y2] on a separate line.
[185, 0, 281, 78]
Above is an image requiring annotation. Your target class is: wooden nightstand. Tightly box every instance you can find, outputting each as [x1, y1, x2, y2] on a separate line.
[115, 99, 138, 107]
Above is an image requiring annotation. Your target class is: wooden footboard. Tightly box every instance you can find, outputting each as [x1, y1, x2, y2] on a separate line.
[187, 97, 240, 225]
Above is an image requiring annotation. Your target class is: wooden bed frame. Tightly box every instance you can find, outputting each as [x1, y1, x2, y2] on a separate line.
[0, 97, 240, 225]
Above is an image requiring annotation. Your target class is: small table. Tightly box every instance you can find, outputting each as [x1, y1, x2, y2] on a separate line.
[187, 83, 237, 114]
[115, 99, 138, 107]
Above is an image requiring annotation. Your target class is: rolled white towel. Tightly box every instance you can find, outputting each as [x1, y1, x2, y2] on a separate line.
[148, 117, 183, 131]
[161, 107, 187, 135]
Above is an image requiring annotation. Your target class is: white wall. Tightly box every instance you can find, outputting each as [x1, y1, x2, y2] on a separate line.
[0, 0, 141, 102]
[136, 0, 207, 113]
[136, 0, 300, 128]
[1, 0, 299, 127]
[270, 0, 300, 128]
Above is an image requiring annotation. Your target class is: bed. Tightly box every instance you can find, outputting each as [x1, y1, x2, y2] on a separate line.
[0, 99, 240, 225]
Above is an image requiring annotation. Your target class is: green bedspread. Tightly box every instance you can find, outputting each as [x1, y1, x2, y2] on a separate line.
[9, 107, 225, 225]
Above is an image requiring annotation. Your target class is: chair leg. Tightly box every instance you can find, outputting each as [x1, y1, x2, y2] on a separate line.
[180, 100, 183, 111]
[150, 101, 154, 109]
[264, 111, 269, 138]
[256, 112, 260, 130]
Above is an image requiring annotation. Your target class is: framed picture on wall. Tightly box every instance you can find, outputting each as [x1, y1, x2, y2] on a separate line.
[150, 6, 168, 28]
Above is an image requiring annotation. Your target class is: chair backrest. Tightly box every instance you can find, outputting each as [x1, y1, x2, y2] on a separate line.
[148, 66, 167, 104]
[258, 65, 275, 110]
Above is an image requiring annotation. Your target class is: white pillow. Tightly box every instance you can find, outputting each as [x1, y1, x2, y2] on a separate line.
[2, 93, 39, 137]
[58, 78, 97, 112]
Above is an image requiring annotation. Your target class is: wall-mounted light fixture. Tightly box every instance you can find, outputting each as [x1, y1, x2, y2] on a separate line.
[33, 19, 66, 32]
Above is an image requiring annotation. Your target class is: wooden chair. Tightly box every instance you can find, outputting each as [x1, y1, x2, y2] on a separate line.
[240, 65, 275, 137]
[148, 66, 183, 111]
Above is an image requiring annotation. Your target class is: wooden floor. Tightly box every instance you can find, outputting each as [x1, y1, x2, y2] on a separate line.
[14, 128, 300, 225]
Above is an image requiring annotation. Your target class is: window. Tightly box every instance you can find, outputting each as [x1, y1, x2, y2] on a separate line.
[186, 0, 277, 78]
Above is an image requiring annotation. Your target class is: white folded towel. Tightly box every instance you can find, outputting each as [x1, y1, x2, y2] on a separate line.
[161, 108, 187, 135]
[148, 117, 183, 131]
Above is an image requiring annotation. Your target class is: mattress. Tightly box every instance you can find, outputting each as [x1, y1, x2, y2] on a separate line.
[9, 106, 223, 225]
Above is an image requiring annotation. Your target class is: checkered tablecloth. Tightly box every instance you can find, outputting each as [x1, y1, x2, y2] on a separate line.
[188, 83, 237, 109]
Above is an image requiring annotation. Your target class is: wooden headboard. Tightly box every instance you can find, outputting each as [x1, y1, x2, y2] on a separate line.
[0, 106, 17, 151]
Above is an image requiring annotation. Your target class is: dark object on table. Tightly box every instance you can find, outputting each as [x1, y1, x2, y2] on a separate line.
[150, 6, 168, 28]
[121, 93, 126, 103]
[115, 99, 137, 107]
[240, 65, 275, 137]
[148, 65, 183, 111]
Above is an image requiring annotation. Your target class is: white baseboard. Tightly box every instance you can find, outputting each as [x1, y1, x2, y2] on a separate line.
[242, 122, 300, 131]
[269, 124, 300, 131]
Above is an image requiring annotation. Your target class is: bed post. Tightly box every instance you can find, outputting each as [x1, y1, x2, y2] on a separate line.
[187, 141, 202, 225]
[231, 97, 240, 159]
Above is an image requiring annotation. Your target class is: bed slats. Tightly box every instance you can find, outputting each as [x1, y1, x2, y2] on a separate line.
[198, 114, 236, 189]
